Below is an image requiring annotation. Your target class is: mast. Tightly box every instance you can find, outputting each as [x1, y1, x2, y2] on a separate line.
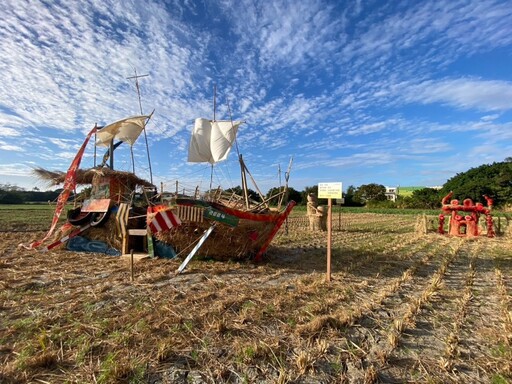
[127, 69, 153, 184]
[93, 125, 97, 167]
[278, 156, 293, 209]
[109, 140, 114, 169]
[209, 84, 217, 193]
[213, 83, 217, 121]
[226, 98, 250, 207]
[239, 154, 250, 209]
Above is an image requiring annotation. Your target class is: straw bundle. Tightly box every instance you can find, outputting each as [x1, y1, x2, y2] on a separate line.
[34, 167, 154, 188]
[155, 218, 278, 261]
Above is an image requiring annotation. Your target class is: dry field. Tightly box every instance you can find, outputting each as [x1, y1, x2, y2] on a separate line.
[1, 212, 511, 383]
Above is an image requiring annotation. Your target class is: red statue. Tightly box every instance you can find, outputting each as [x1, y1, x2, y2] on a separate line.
[438, 191, 494, 237]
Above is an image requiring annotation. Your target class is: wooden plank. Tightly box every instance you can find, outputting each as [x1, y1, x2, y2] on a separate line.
[177, 205, 203, 223]
[127, 229, 148, 236]
[116, 203, 130, 238]
[120, 253, 149, 261]
[147, 232, 154, 258]
[81, 198, 111, 212]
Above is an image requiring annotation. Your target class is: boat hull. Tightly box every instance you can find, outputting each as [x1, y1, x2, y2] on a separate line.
[154, 200, 296, 261]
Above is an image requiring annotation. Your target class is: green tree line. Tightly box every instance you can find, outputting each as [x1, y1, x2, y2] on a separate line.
[0, 184, 63, 204]
[4, 160, 512, 209]
[279, 160, 512, 209]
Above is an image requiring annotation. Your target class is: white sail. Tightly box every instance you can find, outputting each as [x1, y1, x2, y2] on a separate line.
[96, 115, 149, 147]
[188, 118, 241, 164]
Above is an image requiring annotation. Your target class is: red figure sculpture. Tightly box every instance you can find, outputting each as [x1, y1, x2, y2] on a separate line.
[439, 191, 494, 238]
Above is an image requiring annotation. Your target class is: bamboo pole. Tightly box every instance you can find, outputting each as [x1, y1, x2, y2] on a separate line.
[239, 154, 250, 209]
[241, 157, 268, 208]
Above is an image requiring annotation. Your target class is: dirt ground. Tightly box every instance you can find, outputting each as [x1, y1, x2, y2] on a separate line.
[1, 213, 511, 383]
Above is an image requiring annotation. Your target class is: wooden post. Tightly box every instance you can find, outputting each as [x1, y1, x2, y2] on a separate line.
[326, 198, 332, 282]
[93, 128, 97, 167]
[130, 249, 134, 282]
[109, 140, 114, 170]
[338, 203, 341, 231]
[318, 182, 342, 283]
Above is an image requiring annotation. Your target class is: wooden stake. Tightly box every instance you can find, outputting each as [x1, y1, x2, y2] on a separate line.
[326, 198, 332, 282]
[130, 249, 134, 282]
[338, 203, 341, 231]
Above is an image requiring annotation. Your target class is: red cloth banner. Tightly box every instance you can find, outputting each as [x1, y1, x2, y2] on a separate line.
[25, 125, 98, 249]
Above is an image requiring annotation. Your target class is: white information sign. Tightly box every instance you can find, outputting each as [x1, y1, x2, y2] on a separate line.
[318, 182, 343, 199]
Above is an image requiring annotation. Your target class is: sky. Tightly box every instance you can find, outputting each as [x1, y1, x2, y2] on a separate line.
[1, 0, 512, 195]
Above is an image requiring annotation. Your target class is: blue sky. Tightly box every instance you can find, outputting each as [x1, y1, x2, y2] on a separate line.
[1, 0, 512, 195]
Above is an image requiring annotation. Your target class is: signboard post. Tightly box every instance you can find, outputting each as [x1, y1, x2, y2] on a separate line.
[336, 198, 344, 231]
[318, 182, 342, 282]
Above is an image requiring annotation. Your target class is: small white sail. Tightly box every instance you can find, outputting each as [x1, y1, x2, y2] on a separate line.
[188, 118, 242, 164]
[96, 115, 149, 147]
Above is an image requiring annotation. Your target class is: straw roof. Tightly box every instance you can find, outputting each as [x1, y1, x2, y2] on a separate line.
[34, 167, 155, 188]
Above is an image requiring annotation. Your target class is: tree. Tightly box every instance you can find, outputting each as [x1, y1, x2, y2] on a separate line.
[442, 161, 512, 206]
[286, 187, 302, 205]
[354, 183, 386, 203]
[0, 190, 24, 204]
[225, 186, 261, 202]
[408, 188, 441, 209]
[344, 185, 362, 206]
[265, 186, 301, 205]
[265, 186, 285, 205]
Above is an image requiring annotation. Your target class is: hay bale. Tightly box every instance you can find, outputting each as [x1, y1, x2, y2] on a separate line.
[83, 216, 122, 250]
[415, 214, 428, 235]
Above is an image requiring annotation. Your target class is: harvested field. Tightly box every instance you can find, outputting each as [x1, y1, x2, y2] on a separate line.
[1, 212, 511, 383]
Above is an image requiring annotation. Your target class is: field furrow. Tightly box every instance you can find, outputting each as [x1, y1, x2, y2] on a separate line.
[1, 214, 512, 383]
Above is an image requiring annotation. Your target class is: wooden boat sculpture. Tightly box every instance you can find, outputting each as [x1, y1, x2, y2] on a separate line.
[31, 114, 295, 261]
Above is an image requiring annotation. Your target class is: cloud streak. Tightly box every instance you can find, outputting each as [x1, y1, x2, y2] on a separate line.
[0, 0, 511, 191]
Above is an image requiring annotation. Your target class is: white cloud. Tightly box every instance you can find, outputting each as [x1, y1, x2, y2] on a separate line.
[481, 114, 500, 122]
[403, 78, 512, 111]
[0, 0, 511, 190]
[49, 138, 80, 150]
[0, 140, 24, 152]
[0, 127, 21, 137]
[347, 122, 387, 136]
[224, 0, 344, 69]
[0, 162, 32, 176]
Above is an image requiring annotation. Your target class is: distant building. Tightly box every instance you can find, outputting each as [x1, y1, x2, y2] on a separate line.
[385, 186, 399, 201]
